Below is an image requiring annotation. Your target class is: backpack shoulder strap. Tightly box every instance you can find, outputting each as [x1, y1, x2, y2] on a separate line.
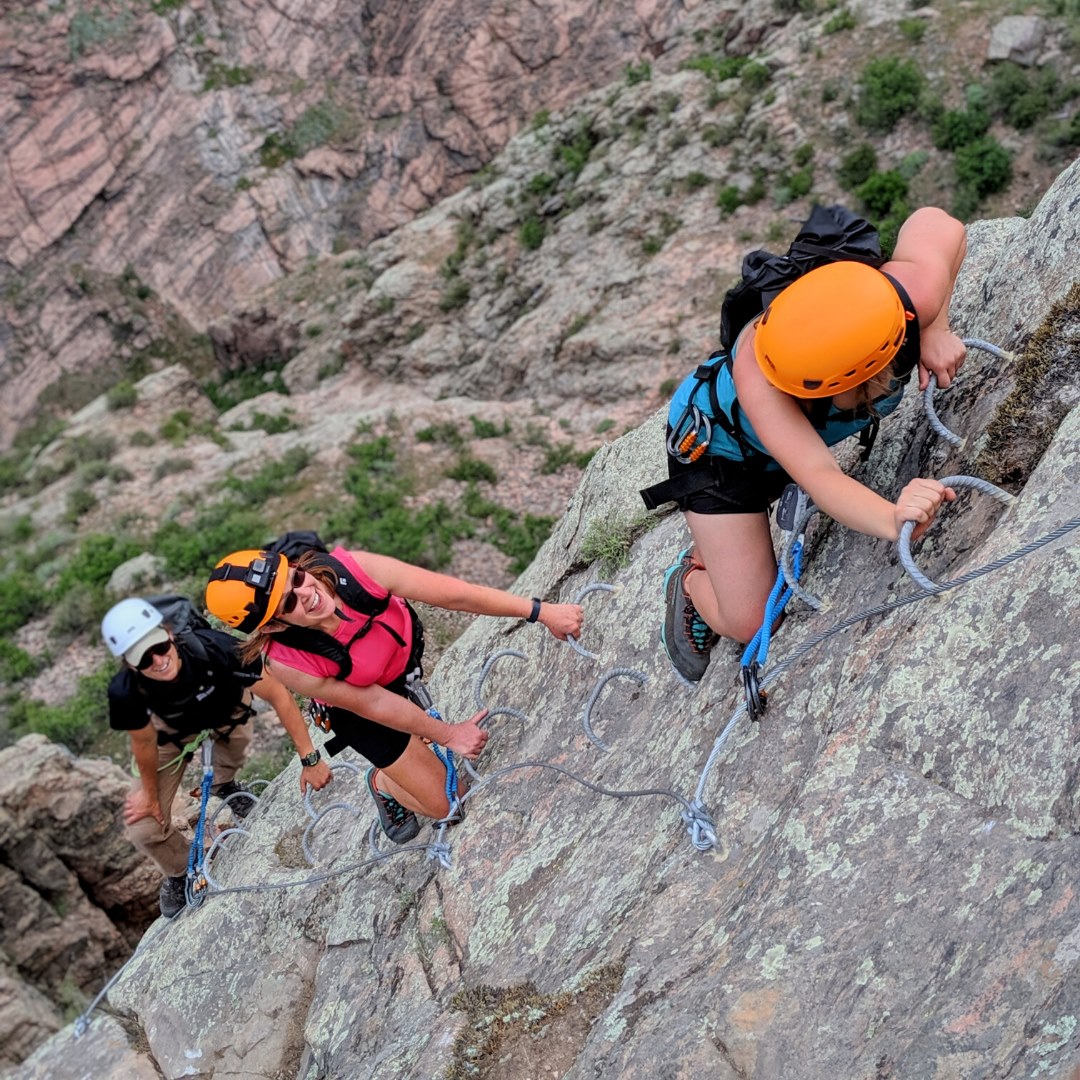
[273, 627, 354, 681]
[307, 553, 391, 619]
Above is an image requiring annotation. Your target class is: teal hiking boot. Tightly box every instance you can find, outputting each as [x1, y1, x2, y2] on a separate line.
[661, 560, 718, 683]
[365, 767, 421, 843]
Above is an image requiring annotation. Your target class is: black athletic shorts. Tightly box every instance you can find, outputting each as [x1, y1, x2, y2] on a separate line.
[665, 442, 792, 515]
[322, 603, 426, 768]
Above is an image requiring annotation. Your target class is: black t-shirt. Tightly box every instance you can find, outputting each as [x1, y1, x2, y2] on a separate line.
[107, 628, 263, 735]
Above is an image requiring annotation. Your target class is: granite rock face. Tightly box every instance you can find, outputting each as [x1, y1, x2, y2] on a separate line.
[12, 172, 1080, 1078]
[0, 736, 159, 1070]
[0, 0, 705, 446]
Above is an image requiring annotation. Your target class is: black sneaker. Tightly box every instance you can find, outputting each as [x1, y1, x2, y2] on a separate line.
[661, 559, 719, 683]
[159, 874, 187, 919]
[214, 780, 257, 820]
[365, 767, 421, 843]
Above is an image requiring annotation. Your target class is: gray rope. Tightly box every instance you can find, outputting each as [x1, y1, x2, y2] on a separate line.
[208, 790, 261, 832]
[780, 498, 824, 611]
[898, 475, 1017, 593]
[923, 374, 965, 449]
[474, 649, 527, 709]
[201, 828, 252, 891]
[566, 582, 619, 659]
[694, 512, 1080, 824]
[922, 338, 1014, 448]
[581, 668, 650, 752]
[302, 761, 361, 819]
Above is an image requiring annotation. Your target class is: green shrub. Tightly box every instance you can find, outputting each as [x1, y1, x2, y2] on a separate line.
[460, 487, 553, 573]
[417, 422, 465, 448]
[106, 381, 138, 410]
[580, 513, 655, 575]
[445, 456, 498, 484]
[898, 17, 926, 42]
[681, 54, 748, 81]
[683, 170, 710, 190]
[0, 639, 38, 683]
[439, 277, 471, 311]
[65, 489, 98, 524]
[541, 443, 596, 474]
[531, 109, 551, 130]
[9, 667, 112, 753]
[823, 9, 856, 33]
[519, 216, 546, 251]
[470, 416, 509, 439]
[855, 58, 925, 132]
[203, 64, 255, 91]
[224, 446, 311, 507]
[153, 456, 195, 480]
[838, 143, 879, 190]
[953, 136, 1012, 214]
[856, 170, 909, 217]
[153, 504, 267, 578]
[988, 62, 1063, 130]
[527, 173, 558, 198]
[203, 365, 289, 412]
[932, 106, 990, 150]
[716, 184, 744, 214]
[741, 62, 772, 91]
[0, 574, 38, 637]
[249, 411, 298, 435]
[130, 429, 156, 447]
[557, 119, 599, 177]
[625, 61, 652, 86]
[53, 534, 143, 596]
[323, 436, 470, 569]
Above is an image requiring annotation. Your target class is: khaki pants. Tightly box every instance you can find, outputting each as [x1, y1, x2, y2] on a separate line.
[126, 717, 252, 877]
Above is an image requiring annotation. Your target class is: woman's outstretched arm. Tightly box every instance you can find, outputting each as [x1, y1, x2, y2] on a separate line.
[348, 551, 584, 640]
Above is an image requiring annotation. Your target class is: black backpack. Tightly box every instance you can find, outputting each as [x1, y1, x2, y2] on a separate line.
[719, 204, 885, 351]
[145, 594, 211, 664]
[261, 534, 401, 681]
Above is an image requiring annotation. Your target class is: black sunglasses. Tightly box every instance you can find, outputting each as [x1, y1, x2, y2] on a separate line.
[135, 640, 172, 670]
[278, 568, 306, 617]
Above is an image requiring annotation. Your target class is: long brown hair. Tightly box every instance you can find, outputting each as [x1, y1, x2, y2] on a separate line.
[237, 550, 342, 664]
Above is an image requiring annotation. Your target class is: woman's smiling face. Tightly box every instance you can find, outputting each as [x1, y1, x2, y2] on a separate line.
[135, 638, 181, 682]
[275, 567, 335, 624]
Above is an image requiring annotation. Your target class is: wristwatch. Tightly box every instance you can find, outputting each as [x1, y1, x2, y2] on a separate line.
[299, 749, 321, 767]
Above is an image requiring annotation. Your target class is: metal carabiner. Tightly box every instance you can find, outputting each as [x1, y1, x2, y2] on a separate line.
[742, 661, 768, 721]
[667, 403, 713, 464]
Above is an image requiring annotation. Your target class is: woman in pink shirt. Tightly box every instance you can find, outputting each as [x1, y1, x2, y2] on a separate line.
[206, 545, 582, 843]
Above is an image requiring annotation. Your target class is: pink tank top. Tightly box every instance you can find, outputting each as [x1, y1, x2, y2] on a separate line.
[265, 548, 414, 688]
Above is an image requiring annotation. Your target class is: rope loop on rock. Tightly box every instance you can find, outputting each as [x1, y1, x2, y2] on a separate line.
[566, 582, 620, 659]
[581, 667, 650, 752]
[898, 475, 1017, 593]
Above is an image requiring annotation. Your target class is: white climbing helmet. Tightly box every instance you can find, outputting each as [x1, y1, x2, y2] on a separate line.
[101, 598, 164, 661]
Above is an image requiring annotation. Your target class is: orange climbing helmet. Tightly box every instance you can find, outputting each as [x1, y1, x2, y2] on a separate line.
[205, 549, 289, 633]
[752, 262, 913, 398]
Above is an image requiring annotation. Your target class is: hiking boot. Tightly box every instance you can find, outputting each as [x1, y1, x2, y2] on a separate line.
[661, 560, 719, 683]
[214, 780, 257, 820]
[159, 874, 187, 919]
[365, 767, 421, 843]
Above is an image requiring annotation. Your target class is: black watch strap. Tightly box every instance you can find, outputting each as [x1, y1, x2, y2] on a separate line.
[526, 597, 542, 623]
[299, 749, 321, 767]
